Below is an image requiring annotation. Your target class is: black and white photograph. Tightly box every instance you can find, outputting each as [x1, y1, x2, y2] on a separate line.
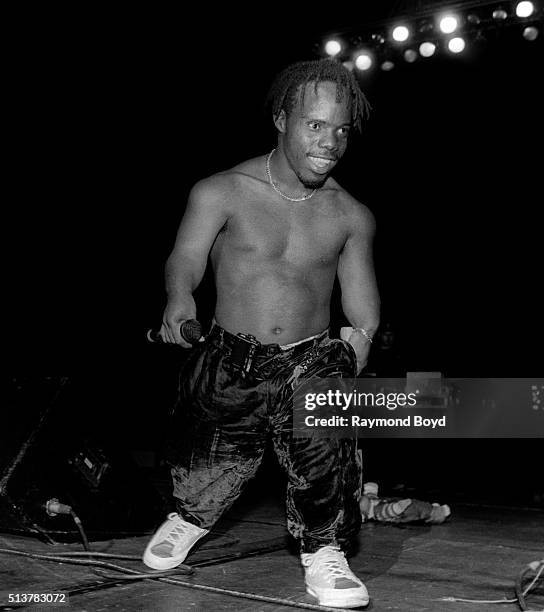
[3, 2, 543, 610]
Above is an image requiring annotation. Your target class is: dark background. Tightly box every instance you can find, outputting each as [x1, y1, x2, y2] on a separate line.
[6, 5, 543, 505]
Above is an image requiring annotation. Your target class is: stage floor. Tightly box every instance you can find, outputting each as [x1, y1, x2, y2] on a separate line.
[1, 486, 543, 611]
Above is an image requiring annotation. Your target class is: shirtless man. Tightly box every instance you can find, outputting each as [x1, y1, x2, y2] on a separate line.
[143, 59, 380, 609]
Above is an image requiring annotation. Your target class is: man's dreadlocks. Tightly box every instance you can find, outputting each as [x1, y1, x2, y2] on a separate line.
[266, 59, 371, 134]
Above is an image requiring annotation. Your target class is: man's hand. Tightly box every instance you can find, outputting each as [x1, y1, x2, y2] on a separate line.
[160, 302, 194, 348]
[341, 327, 372, 375]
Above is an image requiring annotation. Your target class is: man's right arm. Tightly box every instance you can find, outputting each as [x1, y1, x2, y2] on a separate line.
[161, 176, 231, 346]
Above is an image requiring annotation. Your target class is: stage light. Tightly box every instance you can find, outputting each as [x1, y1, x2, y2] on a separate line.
[315, 0, 541, 78]
[448, 37, 466, 53]
[439, 15, 459, 34]
[418, 19, 434, 34]
[349, 34, 364, 47]
[492, 8, 508, 20]
[324, 39, 342, 57]
[419, 42, 437, 57]
[371, 33, 386, 45]
[392, 25, 410, 42]
[523, 25, 539, 39]
[355, 52, 373, 70]
[516, 1, 535, 17]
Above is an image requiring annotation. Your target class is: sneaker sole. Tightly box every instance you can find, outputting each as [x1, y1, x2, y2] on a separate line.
[306, 586, 369, 608]
[142, 526, 209, 570]
[142, 549, 188, 570]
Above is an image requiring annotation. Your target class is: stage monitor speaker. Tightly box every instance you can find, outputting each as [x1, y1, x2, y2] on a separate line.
[1, 377, 167, 543]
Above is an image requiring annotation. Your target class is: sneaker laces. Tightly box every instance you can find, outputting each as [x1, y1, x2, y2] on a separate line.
[152, 513, 196, 556]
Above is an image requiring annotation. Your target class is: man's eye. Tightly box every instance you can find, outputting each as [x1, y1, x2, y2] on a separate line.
[308, 122, 320, 130]
[338, 127, 350, 137]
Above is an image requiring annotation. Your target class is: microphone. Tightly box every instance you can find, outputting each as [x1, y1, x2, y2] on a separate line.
[146, 319, 203, 345]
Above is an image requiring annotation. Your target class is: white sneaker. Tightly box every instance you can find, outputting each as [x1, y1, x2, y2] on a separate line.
[143, 513, 209, 570]
[301, 545, 369, 608]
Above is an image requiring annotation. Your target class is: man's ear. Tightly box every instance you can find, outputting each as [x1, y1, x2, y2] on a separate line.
[273, 109, 287, 133]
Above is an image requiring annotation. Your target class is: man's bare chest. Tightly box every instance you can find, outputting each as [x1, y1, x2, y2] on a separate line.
[214, 201, 348, 266]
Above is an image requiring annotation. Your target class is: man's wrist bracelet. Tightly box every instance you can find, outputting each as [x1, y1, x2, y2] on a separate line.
[353, 327, 373, 343]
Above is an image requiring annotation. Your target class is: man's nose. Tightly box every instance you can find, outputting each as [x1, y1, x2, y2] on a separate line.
[318, 130, 338, 151]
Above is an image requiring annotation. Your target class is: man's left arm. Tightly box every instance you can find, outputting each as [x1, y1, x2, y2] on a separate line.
[337, 202, 380, 374]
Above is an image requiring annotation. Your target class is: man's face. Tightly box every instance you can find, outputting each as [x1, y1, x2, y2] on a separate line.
[276, 81, 352, 189]
[381, 331, 394, 348]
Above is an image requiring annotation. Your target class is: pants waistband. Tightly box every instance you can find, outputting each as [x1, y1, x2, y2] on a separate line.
[208, 324, 329, 358]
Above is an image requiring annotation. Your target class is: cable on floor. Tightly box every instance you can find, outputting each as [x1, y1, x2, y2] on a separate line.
[439, 559, 544, 611]
[0, 546, 352, 611]
[0, 547, 193, 575]
[91, 566, 359, 611]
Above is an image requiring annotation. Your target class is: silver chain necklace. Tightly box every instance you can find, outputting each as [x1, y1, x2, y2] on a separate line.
[265, 149, 317, 202]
